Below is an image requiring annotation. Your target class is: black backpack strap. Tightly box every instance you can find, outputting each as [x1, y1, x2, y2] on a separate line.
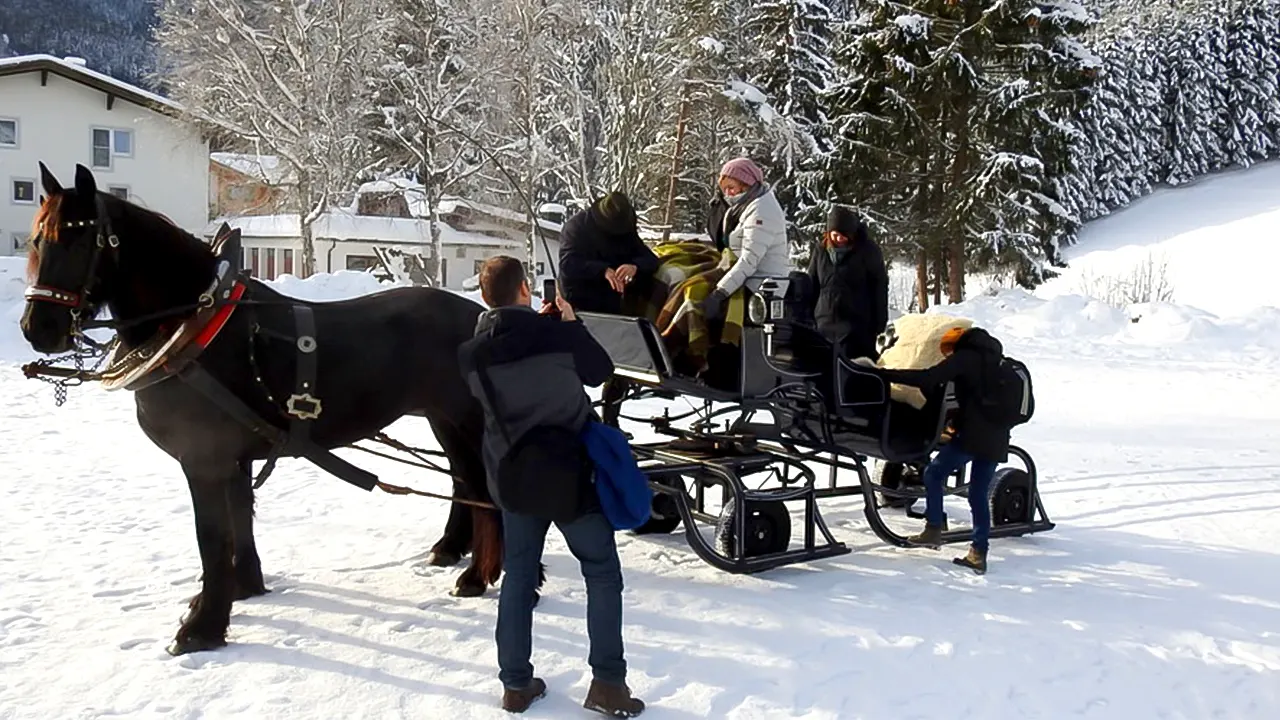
[473, 345, 514, 447]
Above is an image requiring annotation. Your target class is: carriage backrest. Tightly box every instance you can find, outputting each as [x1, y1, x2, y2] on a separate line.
[579, 312, 674, 384]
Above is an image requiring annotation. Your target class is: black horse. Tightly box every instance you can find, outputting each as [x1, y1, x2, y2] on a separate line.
[20, 163, 503, 655]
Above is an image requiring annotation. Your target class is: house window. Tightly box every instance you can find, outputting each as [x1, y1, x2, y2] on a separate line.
[91, 128, 133, 168]
[12, 179, 35, 204]
[0, 119, 16, 148]
[473, 259, 484, 275]
[282, 249, 294, 276]
[12, 232, 28, 254]
[346, 255, 379, 272]
[107, 186, 129, 200]
[454, 246, 466, 259]
[265, 248, 276, 279]
[247, 248, 261, 277]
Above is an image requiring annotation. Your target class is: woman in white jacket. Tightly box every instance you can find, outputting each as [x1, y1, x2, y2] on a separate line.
[699, 157, 794, 319]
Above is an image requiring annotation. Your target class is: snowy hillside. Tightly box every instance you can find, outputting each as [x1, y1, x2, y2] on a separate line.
[4, 175, 1280, 718]
[1038, 160, 1280, 318]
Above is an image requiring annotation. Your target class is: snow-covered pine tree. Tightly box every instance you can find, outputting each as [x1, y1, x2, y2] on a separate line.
[1224, 0, 1280, 166]
[154, 0, 392, 275]
[644, 0, 758, 234]
[963, 0, 1100, 287]
[743, 0, 837, 246]
[823, 2, 944, 308]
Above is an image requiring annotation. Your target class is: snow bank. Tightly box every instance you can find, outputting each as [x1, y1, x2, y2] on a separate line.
[928, 286, 1280, 359]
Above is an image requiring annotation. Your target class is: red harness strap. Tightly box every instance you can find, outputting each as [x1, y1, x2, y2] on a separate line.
[193, 281, 247, 348]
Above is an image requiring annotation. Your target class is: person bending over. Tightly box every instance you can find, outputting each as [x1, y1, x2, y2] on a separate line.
[861, 326, 1011, 574]
[558, 191, 660, 427]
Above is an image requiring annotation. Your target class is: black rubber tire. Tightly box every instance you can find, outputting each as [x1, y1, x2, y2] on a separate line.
[716, 499, 792, 558]
[988, 468, 1033, 526]
[877, 461, 922, 508]
[631, 476, 684, 535]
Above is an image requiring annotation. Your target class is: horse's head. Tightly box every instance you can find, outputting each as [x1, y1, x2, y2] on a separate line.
[20, 163, 121, 354]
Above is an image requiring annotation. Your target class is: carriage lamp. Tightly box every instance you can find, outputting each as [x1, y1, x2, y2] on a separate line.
[748, 279, 787, 326]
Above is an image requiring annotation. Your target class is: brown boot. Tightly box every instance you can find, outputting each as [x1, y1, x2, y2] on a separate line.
[953, 545, 987, 575]
[502, 678, 547, 713]
[583, 679, 645, 717]
[906, 519, 948, 549]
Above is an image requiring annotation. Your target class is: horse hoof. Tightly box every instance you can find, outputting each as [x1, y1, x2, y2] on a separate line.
[450, 584, 485, 598]
[166, 636, 227, 656]
[428, 551, 461, 567]
[234, 584, 271, 601]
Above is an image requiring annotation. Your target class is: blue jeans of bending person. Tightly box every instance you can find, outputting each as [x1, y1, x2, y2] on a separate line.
[497, 510, 626, 690]
[922, 442, 997, 552]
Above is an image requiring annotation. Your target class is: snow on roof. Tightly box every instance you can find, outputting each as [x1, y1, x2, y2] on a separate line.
[354, 181, 563, 232]
[0, 54, 183, 114]
[211, 152, 295, 185]
[206, 211, 525, 248]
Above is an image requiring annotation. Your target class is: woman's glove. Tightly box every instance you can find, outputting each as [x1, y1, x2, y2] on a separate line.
[698, 288, 730, 319]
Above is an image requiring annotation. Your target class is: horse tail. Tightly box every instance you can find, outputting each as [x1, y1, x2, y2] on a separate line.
[471, 505, 503, 586]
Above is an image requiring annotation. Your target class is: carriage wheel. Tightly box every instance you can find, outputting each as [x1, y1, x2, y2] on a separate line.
[715, 498, 792, 558]
[876, 461, 923, 509]
[988, 468, 1033, 526]
[631, 477, 684, 535]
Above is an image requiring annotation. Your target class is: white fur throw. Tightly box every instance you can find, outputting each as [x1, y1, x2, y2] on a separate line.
[873, 313, 973, 409]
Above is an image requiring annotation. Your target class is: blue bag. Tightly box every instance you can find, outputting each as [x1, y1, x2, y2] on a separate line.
[580, 420, 653, 530]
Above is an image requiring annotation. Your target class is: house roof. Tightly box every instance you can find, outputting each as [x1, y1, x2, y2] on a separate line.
[211, 152, 295, 186]
[0, 54, 183, 116]
[206, 211, 526, 248]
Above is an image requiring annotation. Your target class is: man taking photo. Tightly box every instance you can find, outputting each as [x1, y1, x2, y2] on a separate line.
[457, 256, 646, 717]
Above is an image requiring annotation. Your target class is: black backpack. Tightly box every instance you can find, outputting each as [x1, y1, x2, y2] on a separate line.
[474, 352, 594, 523]
[979, 356, 1035, 428]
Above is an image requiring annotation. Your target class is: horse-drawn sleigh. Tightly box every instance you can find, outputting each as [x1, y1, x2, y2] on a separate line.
[576, 272, 1055, 574]
[18, 162, 1053, 658]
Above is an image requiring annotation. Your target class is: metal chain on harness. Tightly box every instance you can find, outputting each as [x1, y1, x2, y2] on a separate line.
[23, 339, 113, 407]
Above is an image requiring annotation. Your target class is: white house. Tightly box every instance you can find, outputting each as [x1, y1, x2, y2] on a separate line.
[205, 210, 525, 289]
[0, 55, 209, 256]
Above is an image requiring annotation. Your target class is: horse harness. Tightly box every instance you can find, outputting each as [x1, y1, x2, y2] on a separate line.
[23, 215, 377, 494]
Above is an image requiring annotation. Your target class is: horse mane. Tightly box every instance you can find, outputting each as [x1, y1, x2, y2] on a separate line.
[26, 191, 215, 283]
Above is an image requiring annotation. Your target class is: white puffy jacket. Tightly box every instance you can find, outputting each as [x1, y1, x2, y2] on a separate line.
[715, 185, 794, 295]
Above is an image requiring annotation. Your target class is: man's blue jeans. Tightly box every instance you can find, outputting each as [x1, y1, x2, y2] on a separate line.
[497, 510, 626, 690]
[922, 443, 997, 552]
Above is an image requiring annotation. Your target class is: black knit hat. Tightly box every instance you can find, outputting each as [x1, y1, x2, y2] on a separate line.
[594, 191, 637, 235]
[825, 206, 863, 241]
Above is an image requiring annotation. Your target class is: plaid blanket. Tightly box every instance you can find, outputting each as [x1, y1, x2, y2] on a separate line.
[624, 241, 745, 373]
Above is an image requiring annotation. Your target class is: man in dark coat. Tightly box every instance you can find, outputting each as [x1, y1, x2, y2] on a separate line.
[558, 191, 660, 427]
[808, 206, 889, 360]
[864, 326, 1011, 574]
[457, 256, 646, 716]
[559, 191, 660, 316]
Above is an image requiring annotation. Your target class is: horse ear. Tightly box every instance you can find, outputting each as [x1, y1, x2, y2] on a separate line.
[74, 164, 98, 197]
[39, 161, 63, 196]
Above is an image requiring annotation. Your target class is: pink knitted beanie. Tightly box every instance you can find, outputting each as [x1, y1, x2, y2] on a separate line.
[719, 157, 764, 186]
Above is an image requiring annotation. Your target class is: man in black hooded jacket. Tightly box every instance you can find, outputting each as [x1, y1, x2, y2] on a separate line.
[558, 191, 660, 427]
[807, 206, 889, 360]
[865, 326, 1011, 574]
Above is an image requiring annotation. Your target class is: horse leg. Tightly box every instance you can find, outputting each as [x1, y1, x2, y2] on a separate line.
[428, 417, 505, 598]
[170, 460, 237, 656]
[427, 478, 473, 567]
[230, 460, 268, 599]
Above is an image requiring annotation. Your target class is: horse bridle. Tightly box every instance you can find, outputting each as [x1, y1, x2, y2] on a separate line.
[23, 193, 119, 339]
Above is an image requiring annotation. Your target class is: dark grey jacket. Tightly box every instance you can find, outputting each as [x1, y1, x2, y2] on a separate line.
[456, 305, 614, 502]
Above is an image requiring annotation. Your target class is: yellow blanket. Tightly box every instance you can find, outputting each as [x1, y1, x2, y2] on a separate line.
[628, 241, 745, 372]
[876, 313, 973, 409]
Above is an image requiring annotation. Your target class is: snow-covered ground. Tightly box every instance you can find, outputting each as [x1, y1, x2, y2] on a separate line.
[4, 165, 1280, 718]
[1037, 161, 1280, 319]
